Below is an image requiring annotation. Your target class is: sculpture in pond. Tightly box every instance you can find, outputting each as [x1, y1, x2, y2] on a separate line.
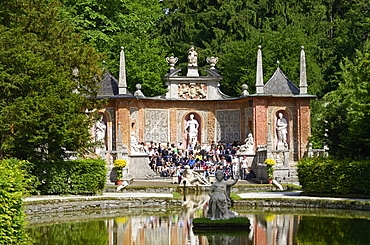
[207, 170, 238, 220]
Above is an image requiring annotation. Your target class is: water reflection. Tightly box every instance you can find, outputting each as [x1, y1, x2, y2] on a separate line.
[26, 195, 370, 245]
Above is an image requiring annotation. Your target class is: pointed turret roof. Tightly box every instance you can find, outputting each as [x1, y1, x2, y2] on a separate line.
[263, 68, 299, 95]
[97, 71, 133, 98]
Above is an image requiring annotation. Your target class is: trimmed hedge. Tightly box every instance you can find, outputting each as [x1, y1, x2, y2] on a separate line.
[0, 159, 31, 244]
[33, 159, 106, 195]
[298, 158, 370, 195]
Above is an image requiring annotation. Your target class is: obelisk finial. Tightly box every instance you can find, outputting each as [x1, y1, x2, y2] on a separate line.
[118, 47, 127, 94]
[299, 46, 307, 94]
[256, 45, 264, 94]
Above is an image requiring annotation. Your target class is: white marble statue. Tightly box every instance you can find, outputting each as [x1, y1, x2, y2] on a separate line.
[181, 165, 210, 186]
[276, 112, 288, 144]
[240, 133, 254, 154]
[95, 116, 106, 143]
[187, 46, 198, 66]
[184, 114, 199, 146]
[130, 132, 145, 154]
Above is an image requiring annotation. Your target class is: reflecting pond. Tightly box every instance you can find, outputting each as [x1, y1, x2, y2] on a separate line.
[26, 195, 370, 245]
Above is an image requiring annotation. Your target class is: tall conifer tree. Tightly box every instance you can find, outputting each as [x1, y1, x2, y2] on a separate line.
[0, 0, 104, 161]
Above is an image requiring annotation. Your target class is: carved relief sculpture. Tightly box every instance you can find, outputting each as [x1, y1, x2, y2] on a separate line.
[178, 83, 207, 99]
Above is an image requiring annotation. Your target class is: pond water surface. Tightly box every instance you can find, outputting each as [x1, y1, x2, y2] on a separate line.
[26, 196, 370, 245]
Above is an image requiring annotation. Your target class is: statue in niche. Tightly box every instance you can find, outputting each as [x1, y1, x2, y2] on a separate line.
[181, 165, 210, 186]
[276, 112, 288, 144]
[207, 170, 238, 220]
[184, 114, 199, 146]
[95, 116, 106, 144]
[239, 133, 254, 154]
[187, 46, 198, 66]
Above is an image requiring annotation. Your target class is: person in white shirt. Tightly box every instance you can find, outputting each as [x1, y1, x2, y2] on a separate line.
[240, 155, 249, 180]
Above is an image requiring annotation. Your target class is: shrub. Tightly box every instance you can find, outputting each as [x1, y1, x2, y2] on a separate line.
[0, 159, 32, 244]
[33, 159, 106, 195]
[298, 157, 370, 195]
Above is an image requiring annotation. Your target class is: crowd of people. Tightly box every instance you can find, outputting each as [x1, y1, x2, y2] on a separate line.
[141, 141, 256, 181]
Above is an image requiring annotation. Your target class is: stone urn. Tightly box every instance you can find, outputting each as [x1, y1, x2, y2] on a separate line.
[206, 56, 219, 69]
[166, 56, 178, 69]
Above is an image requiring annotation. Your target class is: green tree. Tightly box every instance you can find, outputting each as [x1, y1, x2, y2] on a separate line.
[60, 0, 168, 97]
[315, 42, 370, 158]
[157, 0, 333, 96]
[0, 0, 104, 161]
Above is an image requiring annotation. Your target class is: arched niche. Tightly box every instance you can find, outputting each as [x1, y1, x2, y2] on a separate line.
[183, 112, 202, 149]
[274, 109, 291, 150]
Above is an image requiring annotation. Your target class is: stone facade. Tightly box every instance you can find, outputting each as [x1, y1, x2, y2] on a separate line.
[96, 46, 315, 184]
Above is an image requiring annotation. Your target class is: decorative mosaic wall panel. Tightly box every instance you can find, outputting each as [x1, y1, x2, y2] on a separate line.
[216, 110, 240, 143]
[144, 109, 168, 143]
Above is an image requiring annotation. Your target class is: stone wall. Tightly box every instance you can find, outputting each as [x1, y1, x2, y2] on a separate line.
[24, 198, 182, 215]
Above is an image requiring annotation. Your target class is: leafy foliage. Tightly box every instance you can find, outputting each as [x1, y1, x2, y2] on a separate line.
[33, 159, 106, 195]
[0, 0, 105, 161]
[298, 157, 370, 195]
[0, 159, 32, 244]
[157, 0, 365, 97]
[312, 41, 370, 158]
[60, 0, 168, 97]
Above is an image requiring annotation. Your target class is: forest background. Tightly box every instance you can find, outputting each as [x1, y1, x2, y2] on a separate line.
[0, 0, 369, 160]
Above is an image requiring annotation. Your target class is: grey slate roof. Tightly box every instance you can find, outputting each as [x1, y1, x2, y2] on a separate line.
[263, 68, 300, 95]
[97, 71, 119, 96]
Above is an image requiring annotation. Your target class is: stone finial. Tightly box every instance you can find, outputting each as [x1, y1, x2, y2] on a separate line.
[299, 46, 308, 94]
[255, 45, 264, 94]
[206, 56, 219, 69]
[166, 56, 178, 70]
[118, 47, 127, 95]
[134, 84, 145, 97]
[240, 84, 249, 97]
